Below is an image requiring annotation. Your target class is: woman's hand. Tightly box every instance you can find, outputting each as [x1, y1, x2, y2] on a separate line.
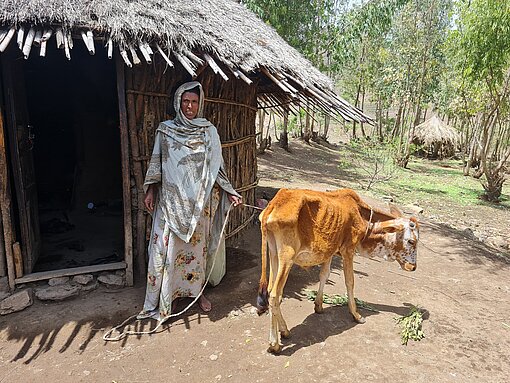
[144, 184, 157, 212]
[228, 194, 242, 207]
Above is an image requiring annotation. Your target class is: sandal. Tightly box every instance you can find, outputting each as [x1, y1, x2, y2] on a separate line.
[136, 308, 159, 320]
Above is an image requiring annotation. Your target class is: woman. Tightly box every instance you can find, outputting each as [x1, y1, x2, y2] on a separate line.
[138, 81, 242, 320]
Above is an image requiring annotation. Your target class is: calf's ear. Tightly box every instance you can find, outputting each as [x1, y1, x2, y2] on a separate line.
[388, 203, 404, 218]
[372, 221, 404, 234]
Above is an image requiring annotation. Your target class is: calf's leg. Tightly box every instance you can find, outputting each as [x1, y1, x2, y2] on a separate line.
[268, 254, 294, 354]
[267, 234, 278, 294]
[314, 257, 332, 314]
[342, 253, 365, 324]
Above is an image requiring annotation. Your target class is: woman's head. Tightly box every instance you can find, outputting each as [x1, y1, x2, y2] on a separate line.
[181, 87, 200, 120]
[173, 82, 205, 123]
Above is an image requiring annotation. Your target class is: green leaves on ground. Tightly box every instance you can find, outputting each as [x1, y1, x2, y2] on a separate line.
[395, 305, 425, 345]
[305, 290, 378, 312]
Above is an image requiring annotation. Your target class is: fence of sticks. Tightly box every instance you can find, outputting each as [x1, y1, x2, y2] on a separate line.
[119, 55, 258, 276]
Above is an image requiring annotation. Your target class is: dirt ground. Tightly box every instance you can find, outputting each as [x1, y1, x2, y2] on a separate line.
[1, 138, 509, 383]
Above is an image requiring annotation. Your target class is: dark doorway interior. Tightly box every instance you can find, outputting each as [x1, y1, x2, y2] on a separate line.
[24, 41, 123, 272]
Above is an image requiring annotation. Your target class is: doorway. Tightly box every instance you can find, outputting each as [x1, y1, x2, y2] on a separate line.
[21, 40, 123, 272]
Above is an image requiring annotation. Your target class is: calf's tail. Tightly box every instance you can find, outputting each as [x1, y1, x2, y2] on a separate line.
[256, 211, 269, 315]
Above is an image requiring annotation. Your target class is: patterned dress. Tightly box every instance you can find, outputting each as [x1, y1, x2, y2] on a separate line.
[140, 186, 220, 318]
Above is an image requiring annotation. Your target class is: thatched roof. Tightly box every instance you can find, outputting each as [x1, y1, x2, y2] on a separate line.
[0, 0, 371, 123]
[412, 115, 460, 146]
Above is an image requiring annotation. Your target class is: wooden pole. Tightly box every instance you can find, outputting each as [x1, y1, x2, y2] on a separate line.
[33, 30, 42, 47]
[139, 44, 152, 64]
[155, 44, 174, 68]
[22, 27, 35, 59]
[55, 27, 64, 49]
[63, 31, 71, 60]
[203, 53, 229, 81]
[0, 103, 16, 289]
[119, 49, 132, 67]
[86, 31, 95, 55]
[12, 242, 22, 278]
[126, 86, 148, 279]
[107, 37, 113, 59]
[0, 27, 16, 53]
[16, 26, 24, 50]
[129, 46, 141, 65]
[0, 204, 5, 277]
[40, 40, 47, 57]
[116, 55, 134, 286]
[80, 31, 89, 51]
[41, 29, 53, 42]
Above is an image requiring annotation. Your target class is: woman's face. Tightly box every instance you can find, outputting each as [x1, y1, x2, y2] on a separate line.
[181, 91, 200, 119]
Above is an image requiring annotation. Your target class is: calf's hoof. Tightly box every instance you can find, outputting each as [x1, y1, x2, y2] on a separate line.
[267, 343, 282, 354]
[314, 304, 324, 314]
[280, 329, 291, 339]
[354, 315, 366, 324]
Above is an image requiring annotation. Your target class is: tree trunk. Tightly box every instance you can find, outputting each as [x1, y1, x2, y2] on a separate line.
[304, 106, 311, 144]
[392, 101, 404, 139]
[279, 111, 290, 151]
[377, 96, 384, 142]
[360, 86, 367, 137]
[322, 114, 330, 140]
[257, 109, 268, 153]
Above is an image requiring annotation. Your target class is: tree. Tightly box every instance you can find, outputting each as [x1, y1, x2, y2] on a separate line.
[446, 0, 510, 201]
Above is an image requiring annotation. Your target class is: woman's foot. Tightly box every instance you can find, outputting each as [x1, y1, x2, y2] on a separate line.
[136, 308, 159, 320]
[171, 298, 179, 313]
[198, 294, 212, 312]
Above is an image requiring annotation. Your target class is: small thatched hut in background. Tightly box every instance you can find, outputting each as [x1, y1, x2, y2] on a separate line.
[412, 115, 460, 159]
[0, 1, 369, 291]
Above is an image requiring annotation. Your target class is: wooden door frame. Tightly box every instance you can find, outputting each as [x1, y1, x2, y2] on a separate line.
[116, 55, 133, 287]
[0, 81, 16, 290]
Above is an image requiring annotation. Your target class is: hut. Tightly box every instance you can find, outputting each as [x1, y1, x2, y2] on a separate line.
[412, 115, 460, 159]
[0, 1, 370, 291]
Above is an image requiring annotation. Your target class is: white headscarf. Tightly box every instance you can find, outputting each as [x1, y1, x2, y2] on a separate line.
[144, 81, 223, 242]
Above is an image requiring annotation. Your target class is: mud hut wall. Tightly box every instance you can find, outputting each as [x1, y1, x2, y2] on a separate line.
[124, 58, 258, 276]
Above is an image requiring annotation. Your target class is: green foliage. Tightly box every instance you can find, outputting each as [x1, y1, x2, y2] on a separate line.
[452, 0, 510, 83]
[395, 306, 425, 345]
[305, 290, 378, 312]
[242, 0, 339, 66]
[342, 139, 399, 190]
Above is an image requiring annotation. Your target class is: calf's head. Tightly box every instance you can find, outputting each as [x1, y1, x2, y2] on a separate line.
[358, 217, 419, 271]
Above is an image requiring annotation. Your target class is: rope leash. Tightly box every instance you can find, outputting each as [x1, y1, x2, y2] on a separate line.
[363, 207, 374, 240]
[242, 203, 264, 211]
[417, 237, 441, 254]
[103, 203, 235, 342]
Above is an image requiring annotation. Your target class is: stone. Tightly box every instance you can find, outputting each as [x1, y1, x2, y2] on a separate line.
[115, 270, 126, 277]
[404, 204, 424, 215]
[35, 284, 80, 301]
[0, 288, 33, 315]
[97, 273, 124, 288]
[0, 277, 9, 293]
[73, 274, 94, 285]
[462, 227, 475, 239]
[489, 236, 509, 250]
[48, 276, 70, 286]
[0, 291, 10, 301]
[80, 280, 98, 292]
